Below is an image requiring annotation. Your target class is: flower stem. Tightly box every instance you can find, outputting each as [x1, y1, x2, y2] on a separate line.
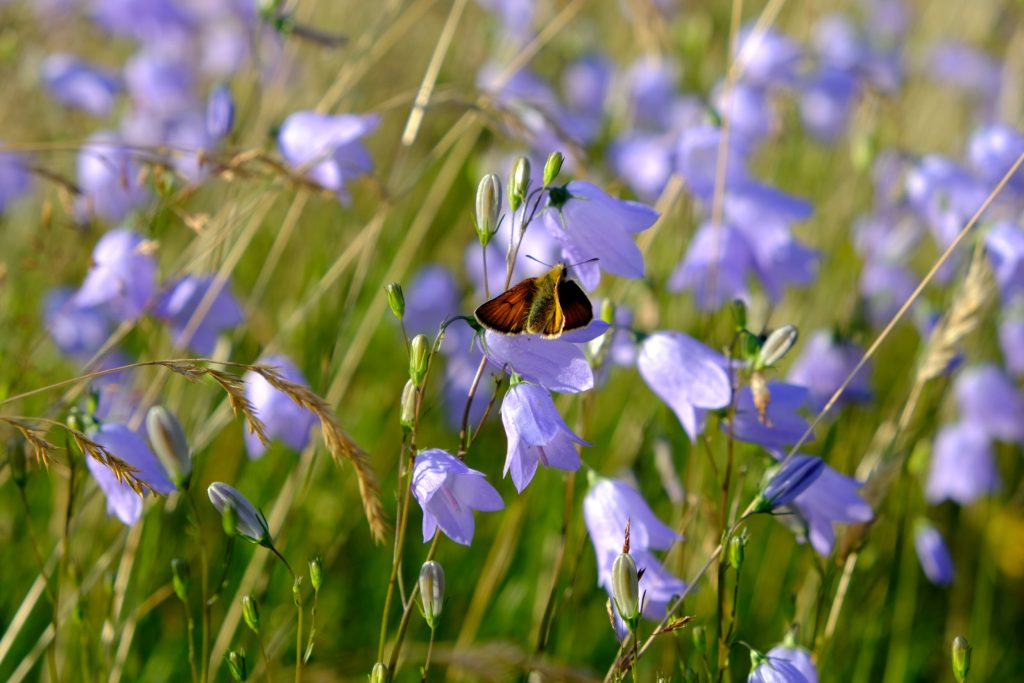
[387, 534, 441, 677]
[185, 491, 211, 683]
[420, 626, 437, 682]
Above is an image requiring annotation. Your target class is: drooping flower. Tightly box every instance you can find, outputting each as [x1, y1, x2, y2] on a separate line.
[242, 355, 318, 459]
[124, 48, 196, 117]
[953, 364, 1024, 442]
[787, 330, 871, 409]
[44, 287, 111, 359]
[905, 155, 987, 249]
[765, 645, 818, 683]
[748, 649, 811, 683]
[411, 448, 504, 546]
[782, 462, 873, 555]
[729, 383, 811, 450]
[87, 422, 175, 526]
[756, 456, 825, 512]
[798, 66, 858, 143]
[207, 482, 272, 544]
[925, 421, 999, 505]
[482, 323, 608, 394]
[967, 124, 1024, 193]
[73, 228, 157, 322]
[500, 382, 587, 491]
[155, 274, 244, 355]
[668, 222, 755, 309]
[637, 331, 731, 441]
[41, 54, 121, 116]
[541, 181, 659, 290]
[75, 132, 150, 223]
[277, 110, 380, 204]
[733, 24, 803, 89]
[914, 520, 955, 586]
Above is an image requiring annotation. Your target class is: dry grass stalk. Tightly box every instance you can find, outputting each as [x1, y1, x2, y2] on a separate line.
[1, 418, 56, 467]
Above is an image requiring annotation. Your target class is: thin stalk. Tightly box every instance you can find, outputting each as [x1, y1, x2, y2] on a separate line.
[185, 492, 211, 683]
[295, 596, 303, 683]
[420, 627, 437, 682]
[184, 601, 199, 683]
[387, 534, 441, 675]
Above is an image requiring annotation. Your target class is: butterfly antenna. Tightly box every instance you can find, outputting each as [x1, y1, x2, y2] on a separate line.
[566, 257, 600, 268]
[525, 254, 555, 268]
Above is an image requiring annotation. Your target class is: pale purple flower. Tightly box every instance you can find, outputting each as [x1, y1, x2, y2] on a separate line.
[404, 265, 460, 337]
[76, 132, 151, 223]
[0, 145, 32, 213]
[74, 228, 157, 322]
[412, 448, 504, 546]
[206, 84, 234, 141]
[799, 67, 858, 143]
[968, 124, 1024, 192]
[562, 54, 610, 117]
[787, 330, 871, 409]
[41, 54, 121, 116]
[953, 364, 1024, 442]
[783, 463, 873, 555]
[999, 303, 1024, 375]
[91, 0, 197, 45]
[860, 261, 916, 327]
[44, 287, 111, 359]
[765, 646, 818, 683]
[624, 56, 679, 129]
[729, 383, 811, 449]
[811, 13, 867, 72]
[475, 0, 535, 44]
[749, 651, 811, 683]
[853, 209, 922, 263]
[713, 80, 776, 145]
[242, 355, 318, 459]
[87, 423, 175, 526]
[731, 213, 817, 301]
[155, 275, 243, 354]
[609, 133, 674, 202]
[905, 155, 987, 248]
[542, 181, 659, 290]
[668, 222, 754, 310]
[500, 383, 587, 491]
[482, 324, 608, 394]
[985, 222, 1024, 300]
[929, 41, 1001, 99]
[277, 111, 380, 204]
[124, 49, 196, 117]
[914, 521, 955, 586]
[162, 111, 211, 183]
[925, 421, 999, 504]
[675, 124, 752, 200]
[637, 331, 731, 441]
[734, 24, 803, 88]
[207, 482, 271, 543]
[759, 456, 824, 510]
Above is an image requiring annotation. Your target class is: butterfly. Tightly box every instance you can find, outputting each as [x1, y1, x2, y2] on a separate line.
[474, 263, 593, 339]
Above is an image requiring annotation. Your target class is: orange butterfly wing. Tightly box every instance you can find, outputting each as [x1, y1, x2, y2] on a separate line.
[475, 278, 536, 334]
[557, 279, 593, 332]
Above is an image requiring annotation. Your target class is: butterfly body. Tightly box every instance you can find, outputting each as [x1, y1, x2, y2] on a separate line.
[475, 263, 593, 339]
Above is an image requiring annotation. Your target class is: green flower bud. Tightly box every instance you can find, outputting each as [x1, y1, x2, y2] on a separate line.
[370, 662, 388, 683]
[611, 553, 640, 625]
[385, 282, 405, 321]
[208, 483, 271, 545]
[227, 649, 247, 681]
[9, 438, 27, 488]
[952, 635, 971, 683]
[419, 560, 445, 629]
[242, 594, 260, 634]
[171, 558, 191, 602]
[508, 157, 530, 212]
[309, 556, 323, 592]
[730, 299, 747, 331]
[409, 334, 429, 387]
[475, 173, 502, 246]
[146, 406, 192, 489]
[400, 380, 417, 431]
[542, 151, 564, 186]
[293, 577, 303, 607]
[728, 530, 748, 571]
[757, 325, 799, 369]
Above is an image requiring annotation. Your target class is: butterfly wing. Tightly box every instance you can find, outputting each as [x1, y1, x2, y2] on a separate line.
[557, 279, 593, 332]
[475, 278, 536, 334]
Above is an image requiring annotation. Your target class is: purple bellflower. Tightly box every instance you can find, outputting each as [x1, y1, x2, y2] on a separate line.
[609, 133, 675, 202]
[206, 84, 235, 141]
[968, 124, 1024, 193]
[733, 24, 803, 89]
[782, 462, 873, 555]
[925, 421, 999, 505]
[155, 275, 244, 355]
[765, 645, 818, 683]
[242, 355, 318, 459]
[953, 364, 1024, 442]
[799, 66, 858, 143]
[500, 382, 587, 491]
[929, 41, 1002, 101]
[411, 448, 504, 546]
[914, 520, 955, 586]
[44, 288, 111, 359]
[668, 222, 754, 309]
[41, 54, 121, 116]
[482, 323, 609, 394]
[729, 382, 811, 450]
[787, 330, 871, 409]
[76, 132, 150, 223]
[905, 156, 986, 249]
[124, 48, 195, 117]
[73, 228, 157, 322]
[404, 264, 460, 337]
[748, 650, 810, 683]
[757, 455, 825, 512]
[999, 301, 1024, 376]
[638, 331, 731, 441]
[277, 111, 380, 204]
[87, 422, 175, 526]
[984, 222, 1024, 301]
[0, 145, 32, 213]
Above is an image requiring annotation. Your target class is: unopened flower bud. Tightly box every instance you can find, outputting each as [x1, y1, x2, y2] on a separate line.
[542, 151, 564, 186]
[728, 531, 747, 571]
[508, 157, 530, 212]
[171, 558, 190, 601]
[9, 439, 27, 488]
[757, 325, 799, 369]
[611, 552, 640, 624]
[208, 483, 271, 545]
[370, 662, 388, 683]
[242, 594, 260, 634]
[292, 577, 302, 607]
[385, 282, 405, 321]
[400, 380, 417, 430]
[409, 334, 429, 386]
[952, 635, 971, 682]
[475, 173, 502, 246]
[755, 456, 825, 513]
[419, 560, 445, 629]
[730, 299, 747, 331]
[309, 557, 323, 592]
[227, 649, 247, 681]
[146, 406, 192, 489]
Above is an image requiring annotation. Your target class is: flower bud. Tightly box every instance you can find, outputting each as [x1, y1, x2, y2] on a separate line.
[370, 662, 388, 683]
[542, 151, 564, 186]
[611, 552, 640, 625]
[757, 325, 799, 369]
[384, 282, 404, 321]
[206, 84, 235, 141]
[952, 635, 971, 682]
[409, 334, 429, 387]
[475, 173, 502, 246]
[400, 380, 417, 431]
[227, 649, 247, 681]
[146, 406, 192, 489]
[418, 560, 445, 629]
[241, 594, 260, 634]
[730, 299, 747, 331]
[171, 558, 191, 601]
[508, 157, 530, 212]
[292, 577, 303, 607]
[9, 438, 27, 488]
[755, 456, 825, 513]
[309, 557, 323, 592]
[728, 531, 747, 571]
[208, 483, 271, 545]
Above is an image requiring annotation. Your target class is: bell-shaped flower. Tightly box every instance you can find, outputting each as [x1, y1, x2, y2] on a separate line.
[999, 301, 1024, 376]
[925, 421, 999, 505]
[782, 462, 873, 555]
[73, 228, 157, 322]
[44, 287, 111, 359]
[733, 216, 817, 302]
[984, 222, 1024, 301]
[905, 155, 987, 249]
[242, 355, 318, 459]
[207, 482, 272, 544]
[0, 145, 31, 213]
[756, 456, 825, 512]
[787, 330, 871, 409]
[624, 56, 679, 130]
[41, 54, 121, 116]
[968, 123, 1024, 192]
[765, 645, 818, 683]
[482, 323, 608, 394]
[561, 53, 610, 119]
[748, 650, 810, 683]
[668, 222, 754, 310]
[403, 264, 460, 337]
[124, 48, 195, 117]
[729, 383, 811, 449]
[713, 80, 776, 146]
[798, 66, 858, 143]
[277, 110, 379, 204]
[675, 125, 752, 200]
[541, 181, 659, 290]
[609, 133, 675, 202]
[914, 520, 955, 586]
[953, 364, 1024, 442]
[75, 132, 150, 223]
[928, 41, 1002, 100]
[87, 422, 175, 526]
[500, 382, 587, 491]
[638, 331, 731, 441]
[155, 275, 244, 355]
[411, 448, 504, 546]
[734, 24, 803, 88]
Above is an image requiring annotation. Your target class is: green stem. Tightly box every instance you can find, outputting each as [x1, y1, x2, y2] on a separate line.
[387, 534, 441, 677]
[295, 596, 303, 683]
[185, 491, 211, 683]
[185, 603, 199, 683]
[420, 627, 436, 682]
